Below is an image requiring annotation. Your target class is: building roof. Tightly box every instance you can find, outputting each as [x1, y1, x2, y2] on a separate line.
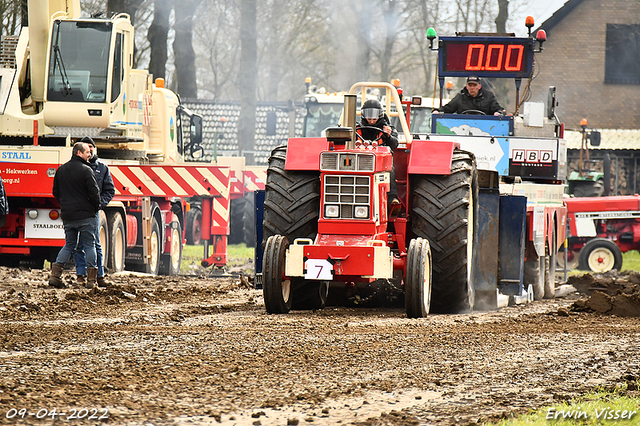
[565, 129, 640, 150]
[536, 0, 585, 34]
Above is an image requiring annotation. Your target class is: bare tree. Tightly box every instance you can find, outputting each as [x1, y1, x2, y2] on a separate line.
[172, 0, 201, 98]
[495, 0, 508, 33]
[193, 0, 240, 99]
[0, 0, 23, 35]
[147, 0, 171, 80]
[238, 0, 257, 156]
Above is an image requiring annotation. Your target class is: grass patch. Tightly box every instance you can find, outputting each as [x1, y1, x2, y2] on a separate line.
[489, 390, 640, 425]
[623, 251, 640, 272]
[180, 243, 254, 275]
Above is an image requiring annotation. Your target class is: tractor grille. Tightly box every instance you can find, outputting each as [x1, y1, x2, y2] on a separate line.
[323, 175, 370, 219]
[321, 152, 375, 172]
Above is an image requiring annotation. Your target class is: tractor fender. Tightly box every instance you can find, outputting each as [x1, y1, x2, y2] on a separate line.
[285, 138, 328, 171]
[407, 140, 459, 175]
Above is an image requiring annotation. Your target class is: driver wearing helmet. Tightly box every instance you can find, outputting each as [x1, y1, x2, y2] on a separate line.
[357, 99, 399, 151]
[436, 76, 503, 116]
[356, 99, 400, 212]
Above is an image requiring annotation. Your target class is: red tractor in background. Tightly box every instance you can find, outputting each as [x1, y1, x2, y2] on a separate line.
[564, 195, 640, 273]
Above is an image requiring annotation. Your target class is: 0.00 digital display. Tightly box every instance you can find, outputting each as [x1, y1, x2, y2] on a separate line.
[445, 42, 528, 73]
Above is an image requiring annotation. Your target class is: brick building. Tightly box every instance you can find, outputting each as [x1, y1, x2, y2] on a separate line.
[530, 0, 640, 195]
[530, 0, 640, 130]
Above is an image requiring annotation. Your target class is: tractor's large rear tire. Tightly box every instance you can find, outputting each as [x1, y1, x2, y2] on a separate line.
[578, 238, 623, 272]
[410, 150, 478, 313]
[263, 235, 293, 314]
[263, 146, 320, 245]
[405, 238, 432, 318]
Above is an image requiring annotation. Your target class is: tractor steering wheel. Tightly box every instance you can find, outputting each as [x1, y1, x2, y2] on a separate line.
[461, 109, 486, 115]
[356, 125, 384, 143]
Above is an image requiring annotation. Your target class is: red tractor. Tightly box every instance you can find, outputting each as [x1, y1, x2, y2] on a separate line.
[564, 195, 640, 272]
[261, 82, 476, 317]
[259, 25, 566, 316]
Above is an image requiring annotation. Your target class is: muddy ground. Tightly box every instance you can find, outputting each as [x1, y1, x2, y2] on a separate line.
[0, 267, 639, 426]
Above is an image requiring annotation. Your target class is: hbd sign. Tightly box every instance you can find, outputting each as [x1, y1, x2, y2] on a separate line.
[512, 149, 554, 163]
[508, 138, 561, 179]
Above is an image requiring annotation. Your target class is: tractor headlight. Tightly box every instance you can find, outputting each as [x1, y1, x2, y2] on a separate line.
[325, 205, 339, 218]
[354, 206, 369, 219]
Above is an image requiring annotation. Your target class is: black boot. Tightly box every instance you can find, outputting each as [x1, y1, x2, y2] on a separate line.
[86, 268, 98, 289]
[48, 263, 66, 288]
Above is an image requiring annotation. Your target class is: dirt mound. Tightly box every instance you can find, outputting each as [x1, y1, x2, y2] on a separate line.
[569, 270, 640, 316]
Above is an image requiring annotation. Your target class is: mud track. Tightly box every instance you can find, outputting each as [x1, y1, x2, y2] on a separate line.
[0, 267, 638, 425]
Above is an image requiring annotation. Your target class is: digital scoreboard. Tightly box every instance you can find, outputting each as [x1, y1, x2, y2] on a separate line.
[438, 36, 535, 79]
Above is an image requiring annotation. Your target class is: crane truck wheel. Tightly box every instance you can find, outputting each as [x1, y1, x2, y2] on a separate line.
[578, 238, 623, 273]
[405, 237, 432, 318]
[262, 146, 320, 245]
[524, 256, 545, 301]
[146, 216, 162, 275]
[98, 211, 109, 272]
[159, 222, 183, 275]
[185, 207, 202, 245]
[410, 150, 477, 313]
[263, 235, 293, 314]
[106, 211, 126, 273]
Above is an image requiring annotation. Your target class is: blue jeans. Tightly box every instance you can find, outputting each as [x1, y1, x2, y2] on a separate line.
[73, 212, 104, 277]
[55, 216, 97, 269]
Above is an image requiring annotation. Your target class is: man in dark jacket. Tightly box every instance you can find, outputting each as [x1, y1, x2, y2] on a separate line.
[356, 99, 400, 214]
[437, 76, 504, 116]
[73, 137, 116, 288]
[49, 142, 101, 289]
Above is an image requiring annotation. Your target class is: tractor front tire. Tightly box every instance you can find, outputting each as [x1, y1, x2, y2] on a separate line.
[405, 238, 432, 318]
[262, 146, 320, 246]
[410, 150, 478, 313]
[263, 235, 293, 314]
[578, 238, 623, 272]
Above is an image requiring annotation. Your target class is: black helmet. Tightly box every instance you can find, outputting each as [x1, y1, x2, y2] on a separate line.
[361, 99, 382, 121]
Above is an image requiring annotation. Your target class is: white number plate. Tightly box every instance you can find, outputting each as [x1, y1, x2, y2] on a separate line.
[304, 259, 333, 280]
